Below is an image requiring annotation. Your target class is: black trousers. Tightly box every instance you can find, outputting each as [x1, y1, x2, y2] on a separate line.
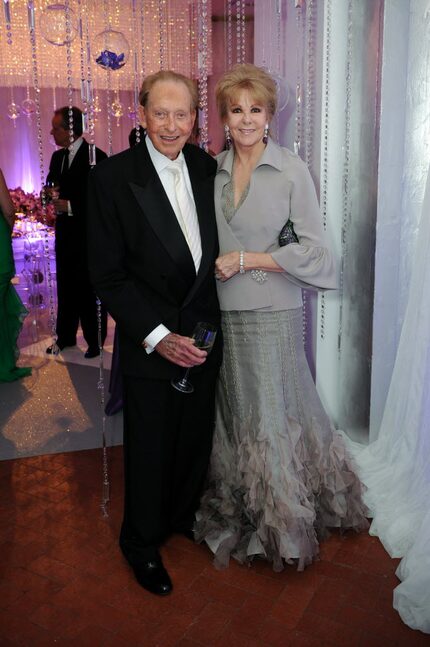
[55, 228, 107, 348]
[120, 367, 218, 565]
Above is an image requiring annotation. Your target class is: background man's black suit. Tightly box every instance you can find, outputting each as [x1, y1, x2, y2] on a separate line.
[47, 139, 107, 350]
[87, 138, 222, 567]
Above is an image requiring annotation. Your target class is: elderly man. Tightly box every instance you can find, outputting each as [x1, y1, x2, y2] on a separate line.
[87, 71, 221, 595]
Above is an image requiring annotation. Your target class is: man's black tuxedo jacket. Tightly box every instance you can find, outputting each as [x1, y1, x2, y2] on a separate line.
[87, 139, 222, 380]
[47, 139, 107, 250]
[46, 139, 107, 268]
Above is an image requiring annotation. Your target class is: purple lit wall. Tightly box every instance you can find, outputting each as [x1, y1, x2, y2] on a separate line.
[0, 86, 136, 192]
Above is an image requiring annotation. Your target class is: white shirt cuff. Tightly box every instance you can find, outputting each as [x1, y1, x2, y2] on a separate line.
[67, 201, 73, 216]
[144, 324, 170, 354]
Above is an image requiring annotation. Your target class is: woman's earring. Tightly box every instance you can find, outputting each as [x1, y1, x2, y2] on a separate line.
[263, 123, 269, 145]
[224, 124, 232, 150]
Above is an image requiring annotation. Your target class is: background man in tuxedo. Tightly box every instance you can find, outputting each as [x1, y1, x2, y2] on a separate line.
[87, 71, 221, 596]
[46, 106, 107, 358]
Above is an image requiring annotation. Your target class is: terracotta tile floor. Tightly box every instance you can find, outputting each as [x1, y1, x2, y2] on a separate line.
[0, 447, 429, 647]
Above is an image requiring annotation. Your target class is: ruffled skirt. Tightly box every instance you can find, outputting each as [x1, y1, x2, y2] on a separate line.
[195, 308, 368, 571]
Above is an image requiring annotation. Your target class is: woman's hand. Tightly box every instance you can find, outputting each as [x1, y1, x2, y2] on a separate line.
[215, 250, 285, 282]
[215, 251, 241, 282]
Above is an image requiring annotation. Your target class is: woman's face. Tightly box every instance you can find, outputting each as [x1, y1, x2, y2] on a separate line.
[225, 89, 269, 150]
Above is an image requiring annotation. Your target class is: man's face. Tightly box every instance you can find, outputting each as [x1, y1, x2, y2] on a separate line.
[50, 114, 70, 148]
[139, 80, 196, 160]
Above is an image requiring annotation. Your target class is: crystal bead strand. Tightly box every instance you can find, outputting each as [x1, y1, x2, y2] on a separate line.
[272, 0, 283, 143]
[294, 1, 308, 345]
[136, 0, 147, 145]
[321, 0, 332, 234]
[77, 0, 89, 139]
[65, 1, 75, 148]
[338, 0, 353, 357]
[158, 0, 167, 70]
[106, 74, 113, 158]
[198, 0, 210, 152]
[304, 0, 315, 171]
[227, 0, 233, 69]
[82, 2, 97, 166]
[4, 0, 19, 129]
[23, 84, 34, 125]
[294, 0, 303, 156]
[319, 0, 332, 341]
[236, 0, 241, 64]
[27, 1, 57, 348]
[82, 2, 109, 515]
[4, 0, 12, 45]
[223, 0, 228, 70]
[131, 0, 140, 144]
[275, 0, 282, 79]
[302, 0, 316, 348]
[103, 0, 113, 157]
[241, 0, 246, 63]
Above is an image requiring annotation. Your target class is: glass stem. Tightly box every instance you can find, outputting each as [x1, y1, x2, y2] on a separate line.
[179, 368, 190, 386]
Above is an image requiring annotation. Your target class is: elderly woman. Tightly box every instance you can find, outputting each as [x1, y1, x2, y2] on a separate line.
[195, 64, 368, 571]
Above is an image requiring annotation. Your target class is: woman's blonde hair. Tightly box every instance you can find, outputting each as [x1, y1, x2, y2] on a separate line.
[215, 64, 277, 120]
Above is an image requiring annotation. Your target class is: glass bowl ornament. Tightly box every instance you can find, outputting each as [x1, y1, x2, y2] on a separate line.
[94, 29, 129, 71]
[40, 4, 78, 46]
[7, 102, 21, 120]
[21, 98, 37, 117]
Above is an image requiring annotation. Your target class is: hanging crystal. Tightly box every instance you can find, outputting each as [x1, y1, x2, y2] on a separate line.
[338, 0, 354, 357]
[319, 0, 333, 342]
[197, 0, 211, 152]
[27, 0, 57, 351]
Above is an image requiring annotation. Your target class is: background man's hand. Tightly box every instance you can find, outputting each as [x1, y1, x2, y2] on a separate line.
[155, 332, 207, 367]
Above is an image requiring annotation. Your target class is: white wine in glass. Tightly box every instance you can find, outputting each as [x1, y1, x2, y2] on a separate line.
[171, 322, 217, 394]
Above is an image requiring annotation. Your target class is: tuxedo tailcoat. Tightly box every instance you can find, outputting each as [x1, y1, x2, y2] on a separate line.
[47, 139, 107, 348]
[87, 138, 222, 563]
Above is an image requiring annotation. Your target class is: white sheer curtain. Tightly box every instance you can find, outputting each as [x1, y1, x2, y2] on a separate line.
[349, 167, 430, 632]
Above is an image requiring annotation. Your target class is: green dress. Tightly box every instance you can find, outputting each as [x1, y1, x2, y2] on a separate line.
[0, 211, 32, 381]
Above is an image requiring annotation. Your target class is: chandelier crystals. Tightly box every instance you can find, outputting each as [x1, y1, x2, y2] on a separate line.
[198, 0, 210, 151]
[0, 1, 212, 91]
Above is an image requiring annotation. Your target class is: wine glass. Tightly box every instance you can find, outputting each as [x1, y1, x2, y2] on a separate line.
[171, 322, 217, 394]
[44, 180, 60, 203]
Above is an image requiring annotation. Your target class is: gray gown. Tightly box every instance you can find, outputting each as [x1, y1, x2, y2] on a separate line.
[195, 146, 368, 571]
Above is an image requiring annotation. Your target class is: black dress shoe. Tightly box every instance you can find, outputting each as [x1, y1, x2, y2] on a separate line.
[84, 347, 100, 359]
[133, 558, 172, 596]
[46, 342, 75, 354]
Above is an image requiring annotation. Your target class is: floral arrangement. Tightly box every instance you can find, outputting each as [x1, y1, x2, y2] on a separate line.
[10, 186, 56, 231]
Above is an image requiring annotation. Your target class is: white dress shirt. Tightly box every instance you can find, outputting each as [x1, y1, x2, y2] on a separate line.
[63, 136, 84, 216]
[144, 136, 201, 352]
